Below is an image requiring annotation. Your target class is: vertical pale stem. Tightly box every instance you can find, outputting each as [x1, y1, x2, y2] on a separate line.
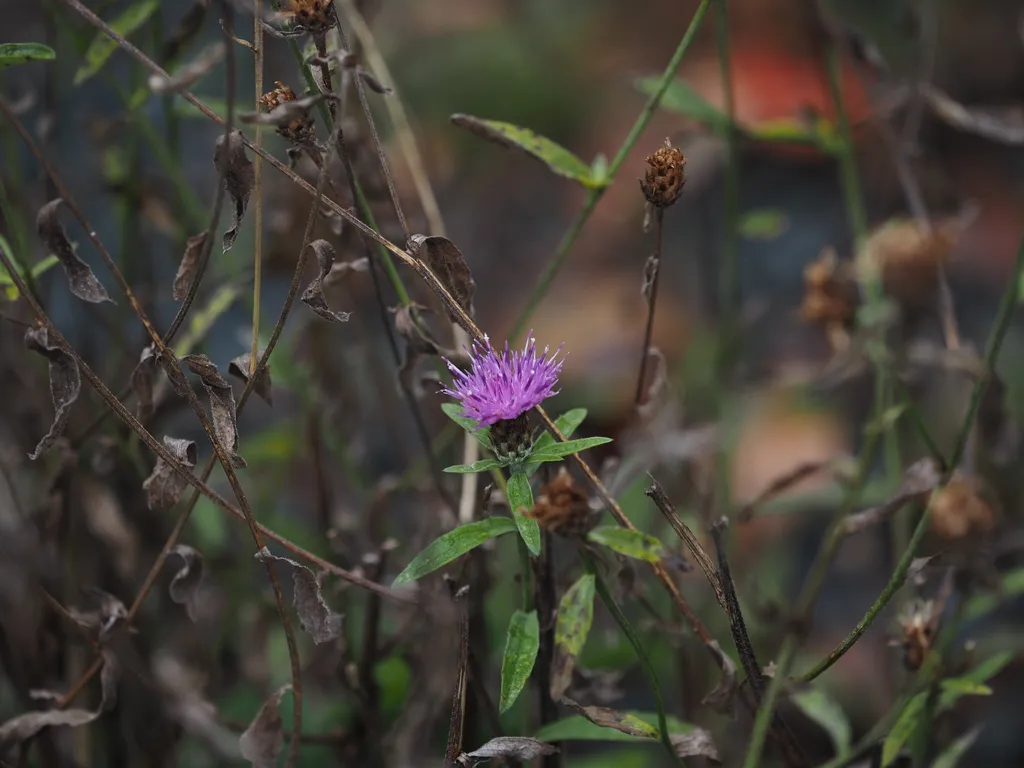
[250, 1, 264, 375]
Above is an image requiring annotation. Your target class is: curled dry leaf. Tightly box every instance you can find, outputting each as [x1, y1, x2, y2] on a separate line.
[213, 130, 254, 252]
[255, 548, 343, 644]
[72, 588, 128, 639]
[228, 353, 273, 406]
[324, 256, 369, 285]
[183, 354, 246, 468]
[36, 198, 111, 304]
[671, 728, 721, 762]
[168, 544, 204, 621]
[131, 345, 157, 423]
[393, 303, 446, 397]
[173, 232, 209, 301]
[0, 649, 119, 754]
[702, 639, 740, 717]
[239, 92, 335, 127]
[457, 736, 558, 764]
[407, 235, 476, 326]
[143, 436, 197, 511]
[24, 326, 81, 460]
[239, 684, 291, 768]
[148, 42, 224, 93]
[300, 239, 351, 322]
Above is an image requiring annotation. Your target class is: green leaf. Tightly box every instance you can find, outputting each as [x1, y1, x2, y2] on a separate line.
[748, 117, 843, 154]
[499, 610, 540, 713]
[531, 436, 613, 462]
[591, 154, 609, 185]
[0, 235, 62, 300]
[74, 0, 160, 86]
[451, 114, 601, 187]
[0, 43, 55, 69]
[506, 471, 540, 555]
[791, 689, 852, 758]
[392, 517, 517, 586]
[440, 402, 492, 449]
[882, 695, 924, 768]
[535, 712, 694, 743]
[443, 459, 502, 474]
[550, 573, 596, 699]
[740, 209, 789, 241]
[532, 408, 588, 454]
[635, 76, 731, 132]
[932, 727, 982, 768]
[940, 679, 991, 698]
[586, 527, 666, 564]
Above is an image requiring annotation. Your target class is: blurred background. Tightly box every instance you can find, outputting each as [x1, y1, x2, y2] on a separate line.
[2, 0, 1024, 765]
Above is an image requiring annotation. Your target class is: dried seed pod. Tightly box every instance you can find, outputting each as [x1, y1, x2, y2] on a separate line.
[259, 81, 316, 145]
[525, 468, 594, 536]
[280, 0, 337, 34]
[858, 219, 958, 312]
[894, 598, 937, 671]
[639, 142, 686, 207]
[800, 247, 860, 351]
[929, 474, 996, 541]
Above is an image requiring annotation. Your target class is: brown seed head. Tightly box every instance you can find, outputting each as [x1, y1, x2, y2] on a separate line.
[281, 0, 337, 34]
[259, 81, 316, 145]
[929, 475, 996, 541]
[640, 143, 686, 207]
[895, 598, 936, 671]
[525, 467, 594, 536]
[858, 219, 958, 312]
[800, 247, 860, 328]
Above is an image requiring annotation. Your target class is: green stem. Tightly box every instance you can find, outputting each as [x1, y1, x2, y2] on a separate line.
[510, 0, 713, 343]
[715, 0, 740, 374]
[741, 638, 795, 768]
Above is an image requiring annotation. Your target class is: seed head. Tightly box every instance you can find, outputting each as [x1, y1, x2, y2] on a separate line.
[441, 332, 565, 427]
[526, 468, 594, 536]
[929, 475, 996, 541]
[259, 81, 316, 145]
[640, 142, 686, 207]
[895, 598, 937, 671]
[858, 219, 958, 312]
[280, 0, 337, 34]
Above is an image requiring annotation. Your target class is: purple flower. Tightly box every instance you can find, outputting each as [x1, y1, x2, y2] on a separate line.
[442, 332, 565, 426]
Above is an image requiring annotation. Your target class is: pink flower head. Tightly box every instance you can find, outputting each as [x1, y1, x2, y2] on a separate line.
[442, 332, 565, 426]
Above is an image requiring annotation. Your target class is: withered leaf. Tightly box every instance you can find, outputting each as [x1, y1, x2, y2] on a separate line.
[183, 354, 246, 468]
[228, 353, 273, 406]
[143, 436, 197, 511]
[0, 650, 119, 754]
[922, 84, 1024, 144]
[239, 93, 335, 127]
[407, 234, 476, 325]
[24, 326, 81, 460]
[393, 303, 444, 397]
[702, 640, 740, 717]
[36, 198, 111, 304]
[213, 130, 254, 252]
[173, 232, 209, 301]
[168, 544, 204, 621]
[558, 698, 659, 739]
[671, 728, 721, 762]
[841, 457, 941, 535]
[239, 684, 291, 768]
[358, 68, 392, 95]
[458, 737, 558, 764]
[161, 0, 211, 61]
[550, 573, 596, 701]
[641, 253, 659, 303]
[148, 42, 224, 93]
[69, 588, 128, 639]
[131, 345, 157, 423]
[255, 548, 343, 644]
[324, 255, 369, 285]
[300, 240, 351, 322]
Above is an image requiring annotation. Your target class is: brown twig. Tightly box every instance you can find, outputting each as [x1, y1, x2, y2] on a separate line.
[635, 206, 664, 405]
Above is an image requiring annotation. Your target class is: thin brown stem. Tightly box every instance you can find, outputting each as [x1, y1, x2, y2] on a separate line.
[251, 0, 264, 376]
[635, 207, 664, 405]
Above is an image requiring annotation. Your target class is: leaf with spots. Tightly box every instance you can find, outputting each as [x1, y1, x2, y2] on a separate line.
[586, 527, 666, 564]
[550, 573, 595, 700]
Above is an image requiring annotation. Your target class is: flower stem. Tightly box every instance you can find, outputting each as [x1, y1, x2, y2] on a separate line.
[250, 0, 263, 376]
[634, 207, 663, 405]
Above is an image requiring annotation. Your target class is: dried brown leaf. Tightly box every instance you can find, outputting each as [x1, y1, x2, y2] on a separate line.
[255, 548, 343, 644]
[68, 588, 128, 639]
[24, 326, 81, 460]
[558, 698, 659, 738]
[458, 737, 558, 764]
[239, 684, 291, 768]
[239, 93, 335, 127]
[168, 544, 204, 621]
[702, 640, 740, 716]
[324, 256, 369, 285]
[228, 353, 273, 406]
[922, 84, 1024, 144]
[183, 354, 246, 468]
[142, 436, 197, 511]
[149, 42, 224, 93]
[36, 198, 111, 303]
[300, 239, 351, 322]
[408, 235, 476, 325]
[213, 130, 254, 252]
[131, 345, 157, 423]
[173, 232, 209, 301]
[670, 728, 721, 762]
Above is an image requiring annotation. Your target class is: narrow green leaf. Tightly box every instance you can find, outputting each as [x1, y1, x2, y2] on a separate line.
[532, 436, 612, 462]
[0, 43, 56, 69]
[748, 117, 843, 154]
[451, 114, 601, 187]
[535, 712, 695, 743]
[532, 408, 589, 454]
[443, 459, 502, 474]
[586, 527, 666, 564]
[499, 610, 540, 713]
[392, 517, 517, 586]
[932, 727, 982, 768]
[635, 76, 731, 132]
[940, 679, 991, 698]
[506, 471, 540, 555]
[74, 0, 160, 86]
[550, 573, 596, 699]
[440, 402, 492, 449]
[791, 689, 852, 757]
[31, 255, 61, 279]
[740, 209, 789, 241]
[882, 695, 924, 768]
